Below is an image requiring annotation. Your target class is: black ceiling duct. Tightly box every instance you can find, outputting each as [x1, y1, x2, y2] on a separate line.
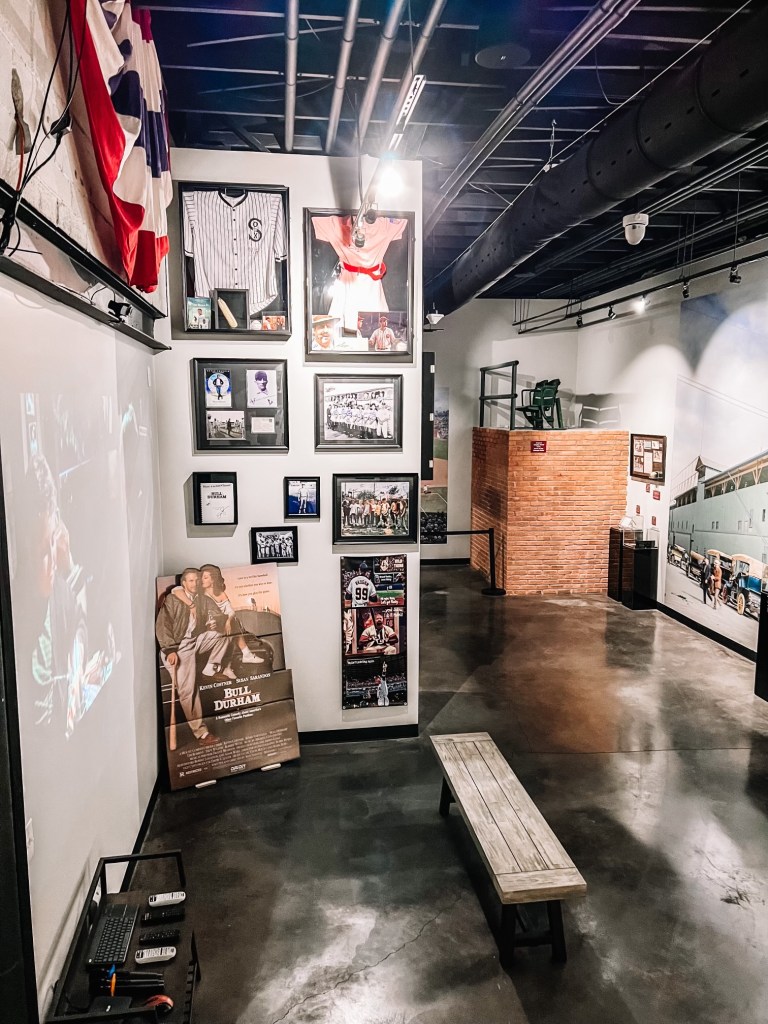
[475, 0, 535, 70]
[436, 4, 768, 312]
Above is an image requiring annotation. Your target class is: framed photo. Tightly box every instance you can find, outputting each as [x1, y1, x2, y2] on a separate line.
[192, 472, 238, 526]
[304, 208, 414, 361]
[630, 433, 667, 483]
[250, 526, 298, 565]
[187, 296, 211, 329]
[314, 375, 402, 451]
[178, 181, 291, 338]
[332, 474, 418, 545]
[191, 358, 288, 452]
[284, 477, 320, 519]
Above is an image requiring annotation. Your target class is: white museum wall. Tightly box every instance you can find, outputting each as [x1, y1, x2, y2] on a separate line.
[0, 275, 162, 1011]
[425, 299, 578, 559]
[154, 149, 422, 733]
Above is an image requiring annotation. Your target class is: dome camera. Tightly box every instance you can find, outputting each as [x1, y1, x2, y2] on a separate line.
[623, 212, 649, 245]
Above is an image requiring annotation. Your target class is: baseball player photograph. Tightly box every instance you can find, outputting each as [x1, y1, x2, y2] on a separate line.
[187, 297, 211, 330]
[247, 369, 277, 407]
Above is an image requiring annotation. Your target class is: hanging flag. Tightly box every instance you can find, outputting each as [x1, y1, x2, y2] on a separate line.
[70, 0, 172, 291]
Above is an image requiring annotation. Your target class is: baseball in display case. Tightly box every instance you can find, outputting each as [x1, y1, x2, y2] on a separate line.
[192, 358, 288, 452]
[178, 182, 290, 337]
[304, 208, 414, 361]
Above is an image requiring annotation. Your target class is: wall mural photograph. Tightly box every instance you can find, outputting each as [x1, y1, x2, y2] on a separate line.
[665, 291, 768, 651]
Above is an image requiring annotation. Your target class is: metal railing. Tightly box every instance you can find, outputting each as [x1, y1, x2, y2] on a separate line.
[479, 360, 519, 429]
[425, 527, 506, 596]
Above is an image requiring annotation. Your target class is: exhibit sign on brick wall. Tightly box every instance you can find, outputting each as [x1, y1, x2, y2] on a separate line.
[155, 563, 299, 788]
[341, 556, 407, 709]
[420, 387, 449, 543]
[665, 292, 768, 651]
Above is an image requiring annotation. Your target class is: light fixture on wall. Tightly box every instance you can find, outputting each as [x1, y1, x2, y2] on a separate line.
[729, 264, 742, 284]
[633, 294, 647, 314]
[682, 279, 690, 299]
[607, 305, 616, 320]
[576, 314, 583, 328]
[107, 299, 132, 322]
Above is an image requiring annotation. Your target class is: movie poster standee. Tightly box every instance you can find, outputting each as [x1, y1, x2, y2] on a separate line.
[341, 555, 407, 710]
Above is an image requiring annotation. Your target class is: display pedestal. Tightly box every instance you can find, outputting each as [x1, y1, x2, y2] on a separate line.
[608, 528, 642, 603]
[756, 591, 768, 703]
[621, 542, 659, 610]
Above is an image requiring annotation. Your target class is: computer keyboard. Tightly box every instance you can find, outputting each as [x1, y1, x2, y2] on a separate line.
[86, 903, 138, 967]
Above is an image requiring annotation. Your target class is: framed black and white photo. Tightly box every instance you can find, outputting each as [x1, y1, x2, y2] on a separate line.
[284, 477, 320, 519]
[178, 181, 291, 338]
[250, 526, 298, 565]
[314, 375, 402, 451]
[192, 358, 288, 452]
[192, 472, 238, 526]
[304, 208, 414, 361]
[332, 474, 418, 545]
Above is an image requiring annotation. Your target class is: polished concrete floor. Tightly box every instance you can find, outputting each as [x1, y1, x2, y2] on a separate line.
[141, 566, 768, 1024]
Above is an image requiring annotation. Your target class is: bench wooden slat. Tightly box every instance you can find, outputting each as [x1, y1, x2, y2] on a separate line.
[459, 740, 548, 873]
[496, 868, 587, 904]
[439, 741, 522, 875]
[475, 739, 573, 871]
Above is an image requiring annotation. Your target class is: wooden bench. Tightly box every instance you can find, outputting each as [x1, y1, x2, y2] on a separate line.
[432, 732, 586, 964]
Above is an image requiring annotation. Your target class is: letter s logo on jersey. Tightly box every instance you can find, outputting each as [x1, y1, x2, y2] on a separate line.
[248, 217, 263, 243]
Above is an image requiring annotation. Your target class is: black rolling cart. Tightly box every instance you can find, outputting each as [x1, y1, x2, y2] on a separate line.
[47, 852, 199, 1023]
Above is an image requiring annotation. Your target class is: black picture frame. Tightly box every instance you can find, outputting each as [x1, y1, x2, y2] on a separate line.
[250, 526, 299, 565]
[630, 433, 667, 483]
[192, 471, 238, 526]
[314, 374, 403, 452]
[191, 358, 288, 453]
[284, 476, 321, 519]
[177, 181, 291, 339]
[332, 474, 419, 545]
[304, 207, 414, 362]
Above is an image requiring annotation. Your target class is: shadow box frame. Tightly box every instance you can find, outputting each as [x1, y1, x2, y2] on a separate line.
[191, 358, 289, 453]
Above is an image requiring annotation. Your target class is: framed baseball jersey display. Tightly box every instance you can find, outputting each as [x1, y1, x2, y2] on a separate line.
[332, 474, 419, 545]
[191, 358, 288, 452]
[341, 555, 407, 710]
[192, 472, 238, 526]
[178, 182, 291, 337]
[304, 208, 414, 362]
[314, 374, 403, 452]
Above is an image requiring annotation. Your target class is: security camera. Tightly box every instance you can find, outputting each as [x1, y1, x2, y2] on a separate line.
[623, 212, 649, 245]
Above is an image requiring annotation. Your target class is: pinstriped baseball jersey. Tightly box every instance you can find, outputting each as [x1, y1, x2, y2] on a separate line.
[183, 190, 287, 316]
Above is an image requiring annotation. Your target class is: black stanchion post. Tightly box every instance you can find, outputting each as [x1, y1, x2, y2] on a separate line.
[481, 527, 506, 597]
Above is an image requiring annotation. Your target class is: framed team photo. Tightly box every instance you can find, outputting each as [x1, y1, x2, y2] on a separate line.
[314, 375, 402, 452]
[304, 208, 414, 362]
[250, 526, 299, 565]
[284, 477, 320, 519]
[191, 358, 288, 452]
[178, 181, 291, 338]
[332, 474, 418, 545]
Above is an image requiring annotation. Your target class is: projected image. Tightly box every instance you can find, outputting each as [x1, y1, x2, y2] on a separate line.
[19, 393, 122, 737]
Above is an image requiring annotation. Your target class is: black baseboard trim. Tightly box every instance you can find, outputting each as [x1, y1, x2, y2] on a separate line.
[299, 724, 419, 744]
[657, 603, 756, 662]
[122, 779, 161, 891]
[421, 558, 471, 565]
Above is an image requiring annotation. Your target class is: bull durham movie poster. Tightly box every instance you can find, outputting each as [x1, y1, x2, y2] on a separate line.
[341, 555, 407, 709]
[155, 563, 299, 789]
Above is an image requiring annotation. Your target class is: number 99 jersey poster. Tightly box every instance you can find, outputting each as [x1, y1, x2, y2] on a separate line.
[340, 556, 407, 710]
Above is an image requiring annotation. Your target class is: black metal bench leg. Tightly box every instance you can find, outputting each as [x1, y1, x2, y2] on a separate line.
[547, 900, 567, 964]
[439, 778, 454, 817]
[499, 904, 516, 967]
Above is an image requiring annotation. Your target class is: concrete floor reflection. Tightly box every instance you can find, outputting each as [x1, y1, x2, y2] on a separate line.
[142, 566, 768, 1024]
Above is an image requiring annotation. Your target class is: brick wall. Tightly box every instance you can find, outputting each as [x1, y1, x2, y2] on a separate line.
[470, 427, 629, 595]
[0, 3, 120, 270]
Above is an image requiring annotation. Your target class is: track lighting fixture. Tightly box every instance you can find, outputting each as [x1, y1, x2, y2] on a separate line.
[607, 306, 616, 320]
[576, 314, 583, 328]
[729, 265, 742, 284]
[682, 280, 690, 300]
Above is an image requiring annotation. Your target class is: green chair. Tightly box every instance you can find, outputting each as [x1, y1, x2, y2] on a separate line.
[520, 378, 564, 429]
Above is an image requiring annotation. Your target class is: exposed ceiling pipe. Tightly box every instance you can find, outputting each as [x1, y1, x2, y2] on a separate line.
[356, 0, 408, 146]
[284, 0, 299, 152]
[424, 0, 641, 234]
[432, 2, 768, 313]
[325, 0, 362, 153]
[380, 0, 448, 152]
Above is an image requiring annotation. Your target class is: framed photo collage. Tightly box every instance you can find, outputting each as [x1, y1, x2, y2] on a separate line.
[179, 183, 418, 710]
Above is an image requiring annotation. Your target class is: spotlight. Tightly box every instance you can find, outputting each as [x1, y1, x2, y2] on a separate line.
[622, 212, 649, 245]
[729, 265, 742, 284]
[576, 314, 583, 328]
[632, 294, 647, 314]
[107, 299, 132, 321]
[378, 165, 403, 199]
[426, 311, 444, 326]
[682, 280, 690, 300]
[607, 305, 616, 320]
[363, 207, 378, 225]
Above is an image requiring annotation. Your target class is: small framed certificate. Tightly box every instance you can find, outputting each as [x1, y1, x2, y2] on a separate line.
[192, 472, 238, 526]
